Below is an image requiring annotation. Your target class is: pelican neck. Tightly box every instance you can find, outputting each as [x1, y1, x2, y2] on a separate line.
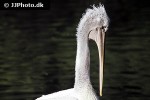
[74, 37, 91, 88]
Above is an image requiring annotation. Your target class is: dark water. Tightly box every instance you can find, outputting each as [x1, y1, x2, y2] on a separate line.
[0, 0, 150, 100]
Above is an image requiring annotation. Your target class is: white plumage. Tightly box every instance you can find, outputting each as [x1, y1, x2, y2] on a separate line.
[36, 4, 109, 100]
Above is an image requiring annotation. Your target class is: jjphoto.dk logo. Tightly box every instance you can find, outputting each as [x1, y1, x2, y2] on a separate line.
[0, 0, 50, 10]
[4, 2, 44, 8]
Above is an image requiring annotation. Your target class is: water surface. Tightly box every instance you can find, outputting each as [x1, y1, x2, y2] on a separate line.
[0, 1, 150, 100]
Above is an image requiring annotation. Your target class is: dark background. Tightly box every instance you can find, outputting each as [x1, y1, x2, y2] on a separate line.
[0, 0, 150, 100]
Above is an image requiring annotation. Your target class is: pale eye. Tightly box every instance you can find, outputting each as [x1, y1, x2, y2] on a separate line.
[101, 26, 106, 29]
[101, 26, 107, 32]
[102, 26, 106, 31]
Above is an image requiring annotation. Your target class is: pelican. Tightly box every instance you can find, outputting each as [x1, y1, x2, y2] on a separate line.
[36, 4, 109, 100]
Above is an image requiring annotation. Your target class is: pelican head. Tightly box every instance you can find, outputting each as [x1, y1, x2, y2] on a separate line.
[77, 4, 109, 96]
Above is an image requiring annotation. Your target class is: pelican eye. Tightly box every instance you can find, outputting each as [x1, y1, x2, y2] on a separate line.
[101, 26, 106, 29]
[101, 26, 107, 32]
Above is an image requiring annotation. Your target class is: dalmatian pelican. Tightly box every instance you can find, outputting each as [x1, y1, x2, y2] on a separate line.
[36, 4, 109, 100]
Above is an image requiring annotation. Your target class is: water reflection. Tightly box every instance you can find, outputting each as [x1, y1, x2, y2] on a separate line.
[0, 1, 150, 100]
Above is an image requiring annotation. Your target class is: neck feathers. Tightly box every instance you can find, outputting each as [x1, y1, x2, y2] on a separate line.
[74, 34, 91, 85]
